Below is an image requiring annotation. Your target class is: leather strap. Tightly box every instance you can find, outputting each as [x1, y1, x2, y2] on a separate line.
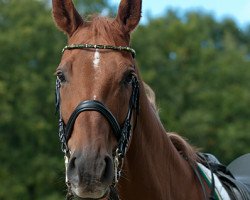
[62, 44, 136, 58]
[65, 100, 121, 142]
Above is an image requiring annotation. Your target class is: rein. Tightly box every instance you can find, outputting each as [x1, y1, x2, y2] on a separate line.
[55, 44, 139, 199]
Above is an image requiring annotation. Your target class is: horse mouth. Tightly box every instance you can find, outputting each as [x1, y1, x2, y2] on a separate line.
[71, 186, 110, 200]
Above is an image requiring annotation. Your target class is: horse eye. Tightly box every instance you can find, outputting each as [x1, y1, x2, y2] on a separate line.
[56, 71, 66, 83]
[124, 73, 134, 85]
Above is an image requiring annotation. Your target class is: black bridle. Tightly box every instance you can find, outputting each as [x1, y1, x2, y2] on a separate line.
[56, 77, 139, 157]
[55, 44, 139, 198]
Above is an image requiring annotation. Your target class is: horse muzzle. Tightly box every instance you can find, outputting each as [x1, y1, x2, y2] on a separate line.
[66, 150, 114, 199]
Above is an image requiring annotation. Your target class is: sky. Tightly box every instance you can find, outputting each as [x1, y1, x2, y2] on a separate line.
[109, 0, 250, 27]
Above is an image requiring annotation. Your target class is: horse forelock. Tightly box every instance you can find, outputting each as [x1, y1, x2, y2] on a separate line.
[69, 15, 130, 46]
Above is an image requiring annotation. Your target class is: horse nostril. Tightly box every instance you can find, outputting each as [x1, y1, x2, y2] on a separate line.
[68, 156, 76, 171]
[101, 156, 113, 184]
[66, 153, 114, 186]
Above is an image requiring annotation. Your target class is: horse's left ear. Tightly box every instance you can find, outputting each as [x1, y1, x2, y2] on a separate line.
[115, 0, 142, 33]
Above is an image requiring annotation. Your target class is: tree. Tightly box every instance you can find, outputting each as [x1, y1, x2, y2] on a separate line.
[0, 0, 111, 199]
[133, 10, 250, 164]
[1, 1, 250, 199]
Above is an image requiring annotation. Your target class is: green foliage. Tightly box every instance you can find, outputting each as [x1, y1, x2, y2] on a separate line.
[133, 10, 250, 164]
[0, 0, 112, 199]
[1, 0, 250, 199]
[0, 0, 66, 199]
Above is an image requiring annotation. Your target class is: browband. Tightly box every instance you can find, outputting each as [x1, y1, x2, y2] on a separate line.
[62, 44, 136, 58]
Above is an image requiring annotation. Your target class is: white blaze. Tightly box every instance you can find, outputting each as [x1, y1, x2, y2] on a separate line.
[93, 49, 100, 68]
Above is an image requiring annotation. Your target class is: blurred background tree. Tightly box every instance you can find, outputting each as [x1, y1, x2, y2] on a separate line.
[0, 0, 249, 199]
[133, 11, 250, 163]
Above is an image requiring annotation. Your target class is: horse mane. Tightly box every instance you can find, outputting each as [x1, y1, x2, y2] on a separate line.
[168, 133, 198, 164]
[143, 82, 158, 114]
[144, 82, 198, 164]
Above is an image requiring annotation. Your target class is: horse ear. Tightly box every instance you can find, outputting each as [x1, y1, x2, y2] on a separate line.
[115, 0, 142, 33]
[52, 0, 83, 36]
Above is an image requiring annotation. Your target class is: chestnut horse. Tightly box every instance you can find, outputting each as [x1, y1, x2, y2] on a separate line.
[52, 0, 214, 199]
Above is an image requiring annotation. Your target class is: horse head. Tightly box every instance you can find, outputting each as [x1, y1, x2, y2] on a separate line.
[52, 0, 142, 199]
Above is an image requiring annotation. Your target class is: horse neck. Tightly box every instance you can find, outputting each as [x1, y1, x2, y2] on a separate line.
[118, 85, 203, 200]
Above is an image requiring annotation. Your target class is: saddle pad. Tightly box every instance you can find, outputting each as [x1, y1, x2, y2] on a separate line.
[198, 163, 231, 200]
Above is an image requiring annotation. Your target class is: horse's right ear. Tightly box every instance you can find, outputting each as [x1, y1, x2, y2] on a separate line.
[52, 0, 83, 36]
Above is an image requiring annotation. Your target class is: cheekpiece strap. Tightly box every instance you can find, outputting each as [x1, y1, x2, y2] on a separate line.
[117, 76, 139, 158]
[55, 78, 69, 153]
[62, 44, 136, 58]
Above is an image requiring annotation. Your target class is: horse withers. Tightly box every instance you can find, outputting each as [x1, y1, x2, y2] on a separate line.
[52, 0, 250, 199]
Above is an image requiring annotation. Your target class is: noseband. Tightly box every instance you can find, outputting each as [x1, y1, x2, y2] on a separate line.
[55, 44, 139, 198]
